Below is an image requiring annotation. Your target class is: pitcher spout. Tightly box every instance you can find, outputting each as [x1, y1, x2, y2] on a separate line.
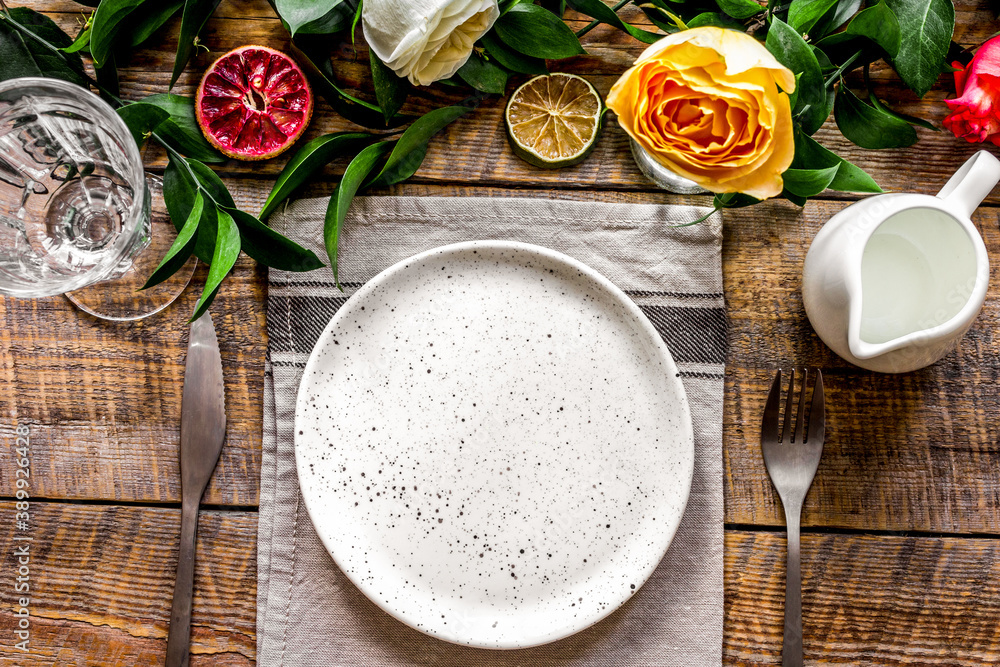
[845, 201, 989, 369]
[847, 334, 899, 361]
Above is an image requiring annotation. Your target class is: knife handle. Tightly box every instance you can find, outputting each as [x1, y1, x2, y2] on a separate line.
[165, 500, 200, 667]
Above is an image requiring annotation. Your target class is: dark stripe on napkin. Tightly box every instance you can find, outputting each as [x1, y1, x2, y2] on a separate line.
[268, 295, 725, 365]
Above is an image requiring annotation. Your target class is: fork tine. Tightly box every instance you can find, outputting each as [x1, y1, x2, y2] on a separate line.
[807, 369, 825, 444]
[793, 368, 808, 444]
[762, 370, 782, 443]
[780, 368, 795, 444]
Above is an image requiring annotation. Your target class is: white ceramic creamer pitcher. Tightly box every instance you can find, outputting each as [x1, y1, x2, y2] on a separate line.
[802, 150, 1000, 373]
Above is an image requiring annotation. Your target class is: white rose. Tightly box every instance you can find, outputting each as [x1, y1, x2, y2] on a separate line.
[363, 0, 500, 86]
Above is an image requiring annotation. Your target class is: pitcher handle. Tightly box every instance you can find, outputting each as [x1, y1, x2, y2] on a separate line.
[937, 150, 1000, 219]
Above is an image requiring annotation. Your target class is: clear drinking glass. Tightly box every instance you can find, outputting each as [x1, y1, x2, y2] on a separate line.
[0, 77, 194, 320]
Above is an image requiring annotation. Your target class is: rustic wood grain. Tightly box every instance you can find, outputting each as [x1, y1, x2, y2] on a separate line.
[0, 258, 267, 506]
[6, 0, 1000, 663]
[724, 530, 1000, 666]
[0, 502, 255, 666]
[3, 503, 1000, 666]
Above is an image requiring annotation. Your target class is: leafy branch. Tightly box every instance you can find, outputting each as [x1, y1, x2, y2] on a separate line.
[0, 3, 321, 320]
[260, 105, 475, 289]
[2, 0, 960, 284]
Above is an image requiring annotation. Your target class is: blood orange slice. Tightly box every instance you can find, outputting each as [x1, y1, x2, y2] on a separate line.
[195, 45, 313, 161]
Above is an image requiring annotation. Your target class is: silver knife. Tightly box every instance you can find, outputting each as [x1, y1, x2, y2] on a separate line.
[165, 313, 226, 667]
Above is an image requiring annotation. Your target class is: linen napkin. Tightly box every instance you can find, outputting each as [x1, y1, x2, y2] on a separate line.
[258, 195, 725, 666]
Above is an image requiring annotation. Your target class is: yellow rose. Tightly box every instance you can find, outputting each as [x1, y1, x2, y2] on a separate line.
[607, 27, 796, 200]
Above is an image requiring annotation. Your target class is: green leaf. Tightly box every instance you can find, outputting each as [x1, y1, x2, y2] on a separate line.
[0, 8, 87, 86]
[117, 102, 171, 148]
[163, 154, 195, 233]
[686, 12, 746, 28]
[128, 0, 184, 47]
[499, 0, 525, 14]
[368, 106, 472, 187]
[809, 0, 861, 39]
[765, 19, 824, 112]
[275, 0, 347, 36]
[846, 1, 901, 58]
[291, 40, 413, 129]
[226, 207, 324, 271]
[370, 51, 408, 124]
[819, 1, 901, 58]
[90, 0, 144, 67]
[713, 192, 761, 209]
[792, 129, 883, 192]
[784, 191, 809, 206]
[781, 165, 840, 197]
[480, 30, 547, 74]
[273, 0, 353, 36]
[187, 158, 236, 207]
[171, 0, 222, 88]
[95, 52, 120, 105]
[716, 0, 764, 20]
[190, 207, 241, 321]
[834, 85, 917, 148]
[540, 0, 566, 15]
[260, 131, 377, 219]
[869, 92, 939, 131]
[636, 4, 683, 34]
[812, 45, 834, 72]
[164, 154, 218, 262]
[494, 4, 586, 59]
[798, 86, 834, 135]
[883, 0, 954, 97]
[141, 93, 226, 163]
[351, 0, 363, 42]
[325, 142, 393, 288]
[63, 24, 92, 53]
[457, 53, 508, 94]
[788, 0, 839, 35]
[141, 190, 203, 289]
[565, 0, 662, 43]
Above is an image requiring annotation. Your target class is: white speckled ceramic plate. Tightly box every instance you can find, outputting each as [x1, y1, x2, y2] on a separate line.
[295, 240, 694, 649]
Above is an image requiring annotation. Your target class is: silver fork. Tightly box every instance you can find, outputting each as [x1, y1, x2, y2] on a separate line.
[760, 369, 825, 667]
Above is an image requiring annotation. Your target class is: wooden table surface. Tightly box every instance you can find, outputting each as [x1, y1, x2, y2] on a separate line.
[3, 1, 1000, 665]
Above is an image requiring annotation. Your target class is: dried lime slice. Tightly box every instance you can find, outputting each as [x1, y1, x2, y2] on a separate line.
[505, 73, 603, 169]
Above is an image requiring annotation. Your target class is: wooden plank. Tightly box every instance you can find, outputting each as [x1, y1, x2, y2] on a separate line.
[3, 502, 1000, 665]
[724, 530, 1000, 665]
[0, 502, 255, 666]
[0, 258, 266, 506]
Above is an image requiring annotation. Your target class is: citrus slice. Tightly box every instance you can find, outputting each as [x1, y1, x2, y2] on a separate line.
[505, 73, 603, 169]
[196, 45, 313, 161]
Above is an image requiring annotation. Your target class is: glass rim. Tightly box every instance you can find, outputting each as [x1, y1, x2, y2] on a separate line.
[0, 76, 150, 298]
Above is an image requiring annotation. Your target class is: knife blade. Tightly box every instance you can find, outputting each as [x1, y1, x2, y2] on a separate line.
[165, 312, 226, 667]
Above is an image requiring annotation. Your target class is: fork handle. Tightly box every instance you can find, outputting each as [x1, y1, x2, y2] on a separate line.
[783, 506, 803, 667]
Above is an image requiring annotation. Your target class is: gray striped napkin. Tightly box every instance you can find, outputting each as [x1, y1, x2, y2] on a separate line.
[258, 196, 725, 666]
